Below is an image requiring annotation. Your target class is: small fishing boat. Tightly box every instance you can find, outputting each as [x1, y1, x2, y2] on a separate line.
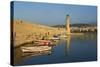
[34, 40, 53, 46]
[48, 37, 60, 40]
[48, 35, 60, 40]
[21, 46, 52, 53]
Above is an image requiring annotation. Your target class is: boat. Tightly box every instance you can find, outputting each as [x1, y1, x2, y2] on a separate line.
[48, 35, 60, 40]
[34, 40, 53, 46]
[48, 37, 60, 40]
[21, 46, 52, 53]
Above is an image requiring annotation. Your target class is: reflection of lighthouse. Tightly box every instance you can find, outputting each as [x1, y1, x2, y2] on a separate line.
[66, 15, 71, 35]
[64, 37, 71, 56]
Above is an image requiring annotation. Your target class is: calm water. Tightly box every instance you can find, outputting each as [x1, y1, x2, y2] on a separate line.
[15, 33, 97, 66]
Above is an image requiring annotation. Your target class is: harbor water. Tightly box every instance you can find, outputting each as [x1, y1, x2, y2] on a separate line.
[14, 33, 97, 66]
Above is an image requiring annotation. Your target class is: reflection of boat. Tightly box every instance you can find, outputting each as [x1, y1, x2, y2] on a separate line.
[59, 35, 68, 38]
[21, 46, 52, 53]
[21, 50, 52, 57]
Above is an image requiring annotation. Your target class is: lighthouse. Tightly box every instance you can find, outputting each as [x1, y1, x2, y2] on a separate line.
[66, 15, 71, 35]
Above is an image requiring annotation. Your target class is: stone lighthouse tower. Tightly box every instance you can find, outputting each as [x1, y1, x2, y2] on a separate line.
[66, 15, 71, 35]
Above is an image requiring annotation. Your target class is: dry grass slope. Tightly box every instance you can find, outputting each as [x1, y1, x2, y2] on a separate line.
[13, 20, 65, 47]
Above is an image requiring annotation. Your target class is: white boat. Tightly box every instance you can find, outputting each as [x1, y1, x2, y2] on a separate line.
[48, 37, 60, 40]
[21, 46, 52, 53]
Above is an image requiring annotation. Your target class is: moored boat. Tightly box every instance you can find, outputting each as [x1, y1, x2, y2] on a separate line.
[34, 40, 53, 46]
[21, 46, 52, 53]
[48, 37, 60, 40]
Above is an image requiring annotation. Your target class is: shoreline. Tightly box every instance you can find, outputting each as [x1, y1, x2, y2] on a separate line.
[13, 20, 97, 48]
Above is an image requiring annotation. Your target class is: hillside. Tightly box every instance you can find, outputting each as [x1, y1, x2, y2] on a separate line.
[13, 20, 65, 47]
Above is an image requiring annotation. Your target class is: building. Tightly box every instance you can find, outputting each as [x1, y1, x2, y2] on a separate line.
[66, 15, 71, 35]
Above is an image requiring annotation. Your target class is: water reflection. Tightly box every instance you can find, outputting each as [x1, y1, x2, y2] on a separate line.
[72, 33, 97, 40]
[14, 33, 97, 65]
[64, 36, 71, 56]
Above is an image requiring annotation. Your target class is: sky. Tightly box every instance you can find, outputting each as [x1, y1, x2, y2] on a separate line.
[12, 1, 97, 25]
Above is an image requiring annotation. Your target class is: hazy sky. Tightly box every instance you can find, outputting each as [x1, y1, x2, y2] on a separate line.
[13, 1, 97, 25]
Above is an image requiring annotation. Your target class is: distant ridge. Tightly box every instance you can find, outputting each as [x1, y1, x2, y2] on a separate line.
[52, 23, 97, 28]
